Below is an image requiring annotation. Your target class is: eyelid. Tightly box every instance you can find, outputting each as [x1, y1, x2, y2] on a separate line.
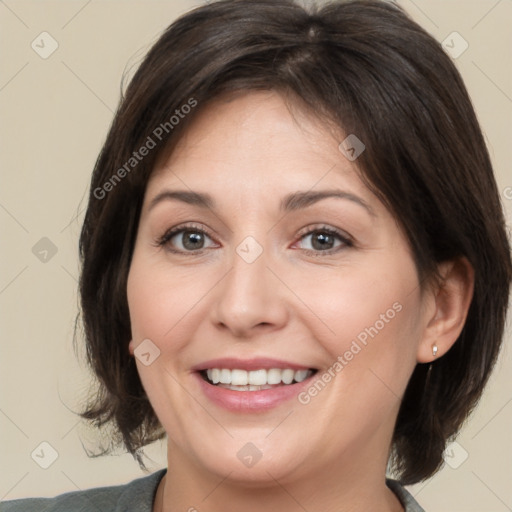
[155, 222, 354, 256]
[295, 223, 353, 243]
[155, 222, 218, 253]
[292, 224, 354, 255]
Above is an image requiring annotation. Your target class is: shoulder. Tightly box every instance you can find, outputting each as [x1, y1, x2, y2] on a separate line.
[386, 478, 425, 512]
[0, 469, 166, 512]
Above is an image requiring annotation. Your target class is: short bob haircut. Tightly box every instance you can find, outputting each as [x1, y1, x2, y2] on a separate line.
[78, 0, 512, 485]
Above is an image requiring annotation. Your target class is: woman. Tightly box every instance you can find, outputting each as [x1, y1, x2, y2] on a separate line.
[2, 0, 510, 511]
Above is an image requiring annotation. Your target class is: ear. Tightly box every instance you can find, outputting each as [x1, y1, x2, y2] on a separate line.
[128, 339, 135, 356]
[417, 257, 475, 363]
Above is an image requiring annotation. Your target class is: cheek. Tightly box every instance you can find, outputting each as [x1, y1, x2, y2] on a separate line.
[294, 271, 422, 444]
[127, 255, 209, 343]
[301, 261, 422, 380]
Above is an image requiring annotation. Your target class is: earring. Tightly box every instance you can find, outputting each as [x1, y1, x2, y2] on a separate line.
[424, 343, 438, 397]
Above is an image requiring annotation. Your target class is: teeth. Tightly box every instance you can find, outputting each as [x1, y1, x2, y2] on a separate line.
[248, 369, 267, 385]
[267, 368, 282, 385]
[210, 368, 220, 384]
[219, 369, 231, 384]
[231, 369, 248, 386]
[219, 383, 275, 391]
[281, 369, 295, 384]
[205, 368, 313, 387]
[294, 369, 309, 382]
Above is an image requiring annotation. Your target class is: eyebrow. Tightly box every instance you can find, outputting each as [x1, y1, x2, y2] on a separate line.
[148, 189, 375, 217]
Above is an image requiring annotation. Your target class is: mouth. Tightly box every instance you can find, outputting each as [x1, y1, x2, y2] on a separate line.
[198, 367, 318, 391]
[192, 358, 320, 411]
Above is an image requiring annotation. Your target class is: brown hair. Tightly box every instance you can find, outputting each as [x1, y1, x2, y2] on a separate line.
[77, 0, 512, 484]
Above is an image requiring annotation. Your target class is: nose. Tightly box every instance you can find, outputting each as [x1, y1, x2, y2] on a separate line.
[209, 245, 290, 338]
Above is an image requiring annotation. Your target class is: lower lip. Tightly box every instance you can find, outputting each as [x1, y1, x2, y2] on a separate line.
[194, 372, 315, 412]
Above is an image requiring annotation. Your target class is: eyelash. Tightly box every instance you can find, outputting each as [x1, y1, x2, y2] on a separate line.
[154, 223, 354, 256]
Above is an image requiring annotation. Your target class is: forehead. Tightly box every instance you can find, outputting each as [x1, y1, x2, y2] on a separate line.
[146, 90, 375, 209]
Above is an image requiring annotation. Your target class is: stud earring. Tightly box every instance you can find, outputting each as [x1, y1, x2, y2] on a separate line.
[424, 343, 439, 396]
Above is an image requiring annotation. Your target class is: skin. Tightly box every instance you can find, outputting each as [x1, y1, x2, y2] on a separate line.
[127, 90, 474, 512]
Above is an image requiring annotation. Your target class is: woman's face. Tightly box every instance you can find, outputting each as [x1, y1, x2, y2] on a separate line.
[127, 91, 433, 484]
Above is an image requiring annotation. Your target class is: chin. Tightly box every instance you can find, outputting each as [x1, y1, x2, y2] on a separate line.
[182, 434, 305, 486]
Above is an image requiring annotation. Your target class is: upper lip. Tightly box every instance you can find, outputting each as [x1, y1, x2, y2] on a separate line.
[191, 357, 314, 372]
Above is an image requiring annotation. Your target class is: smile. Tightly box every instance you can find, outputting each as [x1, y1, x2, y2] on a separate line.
[201, 368, 316, 391]
[193, 358, 319, 411]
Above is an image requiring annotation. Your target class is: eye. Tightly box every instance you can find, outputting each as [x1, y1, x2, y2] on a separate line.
[155, 223, 352, 256]
[295, 226, 352, 255]
[155, 224, 217, 253]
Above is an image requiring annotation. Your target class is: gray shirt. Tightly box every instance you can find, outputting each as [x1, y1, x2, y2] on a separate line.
[0, 469, 425, 511]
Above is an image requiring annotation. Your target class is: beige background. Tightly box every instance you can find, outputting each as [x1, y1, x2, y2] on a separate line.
[0, 0, 511, 510]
